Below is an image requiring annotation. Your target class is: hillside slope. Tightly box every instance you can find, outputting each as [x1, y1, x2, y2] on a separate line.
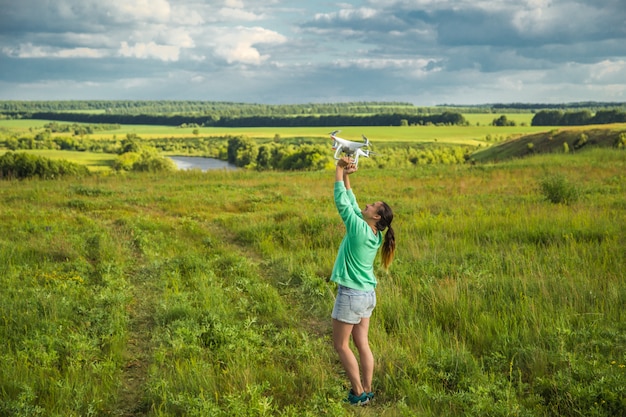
[471, 124, 626, 162]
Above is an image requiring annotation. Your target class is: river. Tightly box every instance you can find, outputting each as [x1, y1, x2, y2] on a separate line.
[168, 156, 237, 171]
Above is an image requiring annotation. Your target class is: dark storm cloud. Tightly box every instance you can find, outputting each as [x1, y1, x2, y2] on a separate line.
[296, 0, 626, 87]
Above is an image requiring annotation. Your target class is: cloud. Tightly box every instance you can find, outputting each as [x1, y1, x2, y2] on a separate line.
[331, 57, 442, 79]
[218, 7, 265, 21]
[0, 0, 624, 104]
[2, 43, 108, 59]
[103, 0, 171, 24]
[314, 7, 379, 23]
[209, 26, 287, 65]
[589, 59, 626, 83]
[118, 41, 181, 61]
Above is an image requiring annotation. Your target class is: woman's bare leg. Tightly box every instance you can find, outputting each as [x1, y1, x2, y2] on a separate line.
[332, 318, 364, 395]
[351, 317, 373, 393]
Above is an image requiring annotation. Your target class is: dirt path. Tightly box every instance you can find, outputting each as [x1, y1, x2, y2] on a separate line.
[113, 265, 158, 416]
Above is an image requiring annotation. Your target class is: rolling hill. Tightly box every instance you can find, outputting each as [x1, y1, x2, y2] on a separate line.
[471, 125, 626, 162]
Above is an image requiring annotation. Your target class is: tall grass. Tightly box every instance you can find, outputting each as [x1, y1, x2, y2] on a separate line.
[1, 149, 624, 416]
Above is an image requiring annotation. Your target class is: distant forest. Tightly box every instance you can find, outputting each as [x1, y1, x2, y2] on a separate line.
[0, 101, 466, 127]
[1, 100, 625, 127]
[531, 109, 626, 126]
[0, 101, 429, 117]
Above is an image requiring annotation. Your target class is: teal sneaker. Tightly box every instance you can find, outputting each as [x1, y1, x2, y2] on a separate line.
[366, 391, 374, 401]
[347, 390, 370, 406]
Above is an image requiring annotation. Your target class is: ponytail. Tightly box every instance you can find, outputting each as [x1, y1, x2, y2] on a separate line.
[376, 201, 395, 270]
[381, 225, 395, 269]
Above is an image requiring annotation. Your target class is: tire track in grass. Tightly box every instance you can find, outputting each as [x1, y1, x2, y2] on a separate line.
[110, 217, 162, 417]
[206, 220, 332, 338]
[112, 210, 332, 415]
[114, 262, 158, 417]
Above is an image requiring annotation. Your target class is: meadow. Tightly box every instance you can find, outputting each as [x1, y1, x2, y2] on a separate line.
[0, 114, 549, 175]
[0, 113, 543, 144]
[1, 144, 624, 416]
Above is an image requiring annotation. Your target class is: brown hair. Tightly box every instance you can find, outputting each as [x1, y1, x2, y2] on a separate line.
[375, 201, 395, 269]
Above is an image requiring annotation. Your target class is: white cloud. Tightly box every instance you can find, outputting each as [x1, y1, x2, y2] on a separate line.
[115, 25, 196, 61]
[61, 33, 117, 49]
[118, 41, 181, 61]
[170, 4, 205, 25]
[219, 7, 264, 21]
[333, 57, 438, 71]
[133, 26, 195, 49]
[2, 43, 108, 59]
[314, 7, 379, 23]
[225, 0, 245, 7]
[210, 26, 287, 65]
[104, 0, 171, 23]
[56, 47, 109, 58]
[588, 59, 626, 83]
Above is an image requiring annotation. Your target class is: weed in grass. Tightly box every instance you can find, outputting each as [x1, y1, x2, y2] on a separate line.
[539, 173, 580, 204]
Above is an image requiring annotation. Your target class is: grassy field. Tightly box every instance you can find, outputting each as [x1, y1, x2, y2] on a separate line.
[1, 147, 624, 416]
[0, 115, 548, 147]
[0, 117, 557, 174]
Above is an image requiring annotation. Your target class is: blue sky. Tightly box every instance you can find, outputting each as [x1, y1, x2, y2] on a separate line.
[0, 0, 625, 105]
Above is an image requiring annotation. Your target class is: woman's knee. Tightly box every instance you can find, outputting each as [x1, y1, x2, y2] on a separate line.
[333, 338, 350, 353]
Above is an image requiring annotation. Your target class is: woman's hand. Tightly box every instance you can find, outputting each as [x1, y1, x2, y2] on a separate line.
[336, 157, 353, 168]
[336, 157, 357, 182]
[343, 163, 357, 174]
[337, 157, 356, 171]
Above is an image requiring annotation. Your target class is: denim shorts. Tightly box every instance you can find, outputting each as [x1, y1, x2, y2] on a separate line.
[331, 285, 377, 324]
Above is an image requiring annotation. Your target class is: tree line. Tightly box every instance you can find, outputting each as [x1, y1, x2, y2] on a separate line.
[43, 122, 121, 134]
[3, 100, 624, 116]
[0, 100, 430, 117]
[0, 111, 467, 127]
[531, 109, 626, 126]
[442, 101, 626, 113]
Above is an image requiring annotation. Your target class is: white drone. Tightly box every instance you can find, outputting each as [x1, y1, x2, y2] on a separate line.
[329, 130, 374, 167]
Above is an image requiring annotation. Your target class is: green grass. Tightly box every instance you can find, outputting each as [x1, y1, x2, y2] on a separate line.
[110, 123, 546, 146]
[1, 149, 625, 416]
[0, 119, 53, 130]
[0, 117, 549, 146]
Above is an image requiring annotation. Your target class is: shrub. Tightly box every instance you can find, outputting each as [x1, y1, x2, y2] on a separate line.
[492, 115, 516, 126]
[574, 133, 588, 150]
[0, 151, 89, 180]
[112, 152, 141, 171]
[131, 151, 176, 173]
[539, 174, 580, 204]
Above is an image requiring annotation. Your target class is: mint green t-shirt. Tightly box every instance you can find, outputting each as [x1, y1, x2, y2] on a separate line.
[330, 181, 382, 291]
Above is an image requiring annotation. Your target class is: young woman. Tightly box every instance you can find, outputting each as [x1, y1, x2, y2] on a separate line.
[330, 157, 395, 406]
